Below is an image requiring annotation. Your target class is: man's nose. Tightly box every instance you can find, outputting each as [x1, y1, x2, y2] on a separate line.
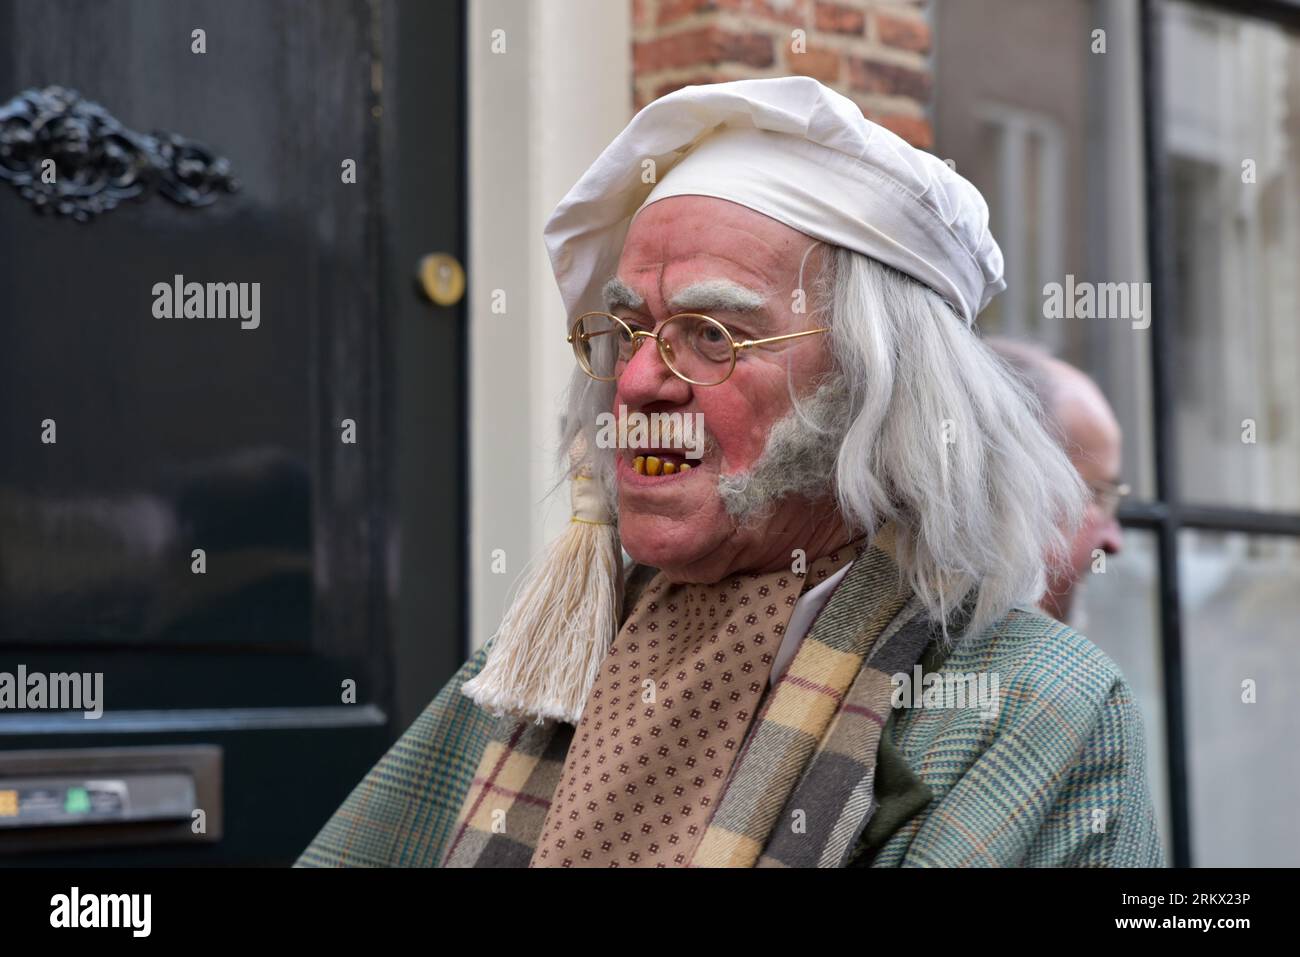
[1098, 517, 1124, 556]
[616, 337, 692, 408]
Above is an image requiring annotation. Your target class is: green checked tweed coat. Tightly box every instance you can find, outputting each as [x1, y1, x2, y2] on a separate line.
[297, 575, 1165, 868]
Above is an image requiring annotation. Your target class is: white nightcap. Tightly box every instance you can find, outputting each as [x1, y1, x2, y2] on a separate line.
[543, 75, 1004, 327]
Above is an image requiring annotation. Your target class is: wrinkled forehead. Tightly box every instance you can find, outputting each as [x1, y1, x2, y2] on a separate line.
[613, 196, 823, 317]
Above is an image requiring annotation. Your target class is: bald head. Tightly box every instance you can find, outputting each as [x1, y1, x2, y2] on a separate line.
[986, 338, 1120, 478]
[986, 338, 1123, 623]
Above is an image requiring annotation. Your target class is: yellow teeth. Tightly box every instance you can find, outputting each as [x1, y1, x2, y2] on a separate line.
[631, 456, 693, 477]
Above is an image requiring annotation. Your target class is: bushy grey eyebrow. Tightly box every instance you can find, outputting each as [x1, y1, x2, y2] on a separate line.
[602, 276, 645, 311]
[602, 276, 768, 317]
[668, 280, 765, 313]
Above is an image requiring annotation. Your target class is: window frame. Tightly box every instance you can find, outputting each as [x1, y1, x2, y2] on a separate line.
[1135, 0, 1300, 867]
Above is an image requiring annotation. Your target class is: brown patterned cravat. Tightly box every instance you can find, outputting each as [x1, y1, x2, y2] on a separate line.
[530, 544, 861, 868]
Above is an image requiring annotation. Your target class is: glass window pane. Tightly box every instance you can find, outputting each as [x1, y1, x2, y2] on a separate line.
[1180, 529, 1300, 866]
[933, 0, 1156, 501]
[1163, 3, 1300, 512]
[1074, 528, 1172, 862]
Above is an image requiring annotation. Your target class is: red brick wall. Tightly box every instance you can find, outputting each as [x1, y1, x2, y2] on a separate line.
[632, 0, 933, 149]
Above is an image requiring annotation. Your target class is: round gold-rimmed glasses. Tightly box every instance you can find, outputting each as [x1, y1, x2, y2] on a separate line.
[567, 311, 829, 387]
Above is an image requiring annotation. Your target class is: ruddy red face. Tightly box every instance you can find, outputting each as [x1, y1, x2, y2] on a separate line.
[610, 195, 836, 583]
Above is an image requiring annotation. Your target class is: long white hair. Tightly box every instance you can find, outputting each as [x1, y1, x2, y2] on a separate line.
[558, 246, 1086, 640]
[821, 247, 1085, 638]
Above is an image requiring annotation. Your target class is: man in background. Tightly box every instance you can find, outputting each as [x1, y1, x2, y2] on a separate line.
[988, 338, 1128, 624]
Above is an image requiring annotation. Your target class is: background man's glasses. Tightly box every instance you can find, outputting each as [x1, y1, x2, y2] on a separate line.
[1088, 478, 1131, 518]
[568, 311, 829, 387]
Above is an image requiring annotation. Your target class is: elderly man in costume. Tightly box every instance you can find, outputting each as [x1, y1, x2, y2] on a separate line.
[298, 77, 1163, 868]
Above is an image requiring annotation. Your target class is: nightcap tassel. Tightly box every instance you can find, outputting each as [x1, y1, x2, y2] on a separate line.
[461, 462, 621, 724]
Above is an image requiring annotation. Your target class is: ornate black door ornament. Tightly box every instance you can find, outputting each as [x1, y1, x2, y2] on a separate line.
[0, 86, 239, 221]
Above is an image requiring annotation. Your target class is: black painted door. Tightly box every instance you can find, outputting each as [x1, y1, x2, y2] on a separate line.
[0, 0, 465, 864]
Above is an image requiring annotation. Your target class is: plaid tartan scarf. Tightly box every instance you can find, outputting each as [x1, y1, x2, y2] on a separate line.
[443, 524, 940, 868]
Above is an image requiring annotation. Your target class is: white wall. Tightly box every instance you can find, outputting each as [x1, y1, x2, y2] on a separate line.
[468, 0, 632, 652]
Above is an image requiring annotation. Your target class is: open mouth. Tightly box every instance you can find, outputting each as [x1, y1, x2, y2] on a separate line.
[630, 451, 695, 476]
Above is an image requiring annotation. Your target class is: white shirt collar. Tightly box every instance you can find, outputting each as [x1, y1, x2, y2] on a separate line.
[769, 560, 854, 687]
